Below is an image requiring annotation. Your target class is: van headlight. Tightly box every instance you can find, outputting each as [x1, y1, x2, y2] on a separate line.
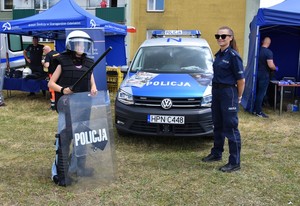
[117, 89, 134, 105]
[201, 94, 212, 107]
[201, 85, 212, 107]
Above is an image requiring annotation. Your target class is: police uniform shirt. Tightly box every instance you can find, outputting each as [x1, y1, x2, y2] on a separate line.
[25, 44, 44, 66]
[212, 46, 244, 85]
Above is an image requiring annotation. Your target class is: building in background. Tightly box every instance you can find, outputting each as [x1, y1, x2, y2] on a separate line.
[126, 0, 260, 66]
[0, 0, 262, 65]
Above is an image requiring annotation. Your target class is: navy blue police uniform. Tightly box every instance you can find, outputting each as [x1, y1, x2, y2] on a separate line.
[211, 46, 244, 165]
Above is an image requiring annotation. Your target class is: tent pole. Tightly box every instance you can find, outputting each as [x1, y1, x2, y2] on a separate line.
[250, 26, 260, 112]
[297, 49, 300, 82]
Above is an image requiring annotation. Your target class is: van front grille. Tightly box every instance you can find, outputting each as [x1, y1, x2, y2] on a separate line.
[133, 96, 202, 108]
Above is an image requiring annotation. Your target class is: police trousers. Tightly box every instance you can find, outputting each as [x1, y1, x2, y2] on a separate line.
[211, 86, 241, 165]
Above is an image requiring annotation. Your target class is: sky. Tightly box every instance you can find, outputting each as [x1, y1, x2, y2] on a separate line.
[260, 0, 285, 8]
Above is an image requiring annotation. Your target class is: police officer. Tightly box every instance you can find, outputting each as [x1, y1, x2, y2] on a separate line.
[23, 36, 45, 96]
[202, 26, 245, 173]
[48, 30, 97, 111]
[48, 30, 97, 186]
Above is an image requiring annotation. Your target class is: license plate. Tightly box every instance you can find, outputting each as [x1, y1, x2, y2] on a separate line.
[147, 115, 185, 124]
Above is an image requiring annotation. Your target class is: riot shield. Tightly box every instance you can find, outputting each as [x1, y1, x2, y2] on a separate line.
[56, 90, 116, 188]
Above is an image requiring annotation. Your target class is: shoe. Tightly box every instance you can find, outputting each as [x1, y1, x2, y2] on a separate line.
[0, 102, 6, 107]
[256, 112, 269, 118]
[219, 163, 240, 172]
[53, 175, 73, 187]
[202, 154, 222, 162]
[49, 106, 56, 111]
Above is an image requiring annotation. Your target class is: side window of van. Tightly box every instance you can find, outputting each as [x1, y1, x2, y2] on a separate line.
[8, 34, 23, 52]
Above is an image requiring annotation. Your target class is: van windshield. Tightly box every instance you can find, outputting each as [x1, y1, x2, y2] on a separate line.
[130, 46, 214, 75]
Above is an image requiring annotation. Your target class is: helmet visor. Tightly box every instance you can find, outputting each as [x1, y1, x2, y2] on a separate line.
[67, 37, 94, 55]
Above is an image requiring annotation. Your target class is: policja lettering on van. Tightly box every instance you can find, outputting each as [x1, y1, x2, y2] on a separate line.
[146, 81, 191, 87]
[74, 128, 108, 146]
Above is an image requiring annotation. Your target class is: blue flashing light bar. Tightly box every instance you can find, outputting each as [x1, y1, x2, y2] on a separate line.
[152, 30, 201, 38]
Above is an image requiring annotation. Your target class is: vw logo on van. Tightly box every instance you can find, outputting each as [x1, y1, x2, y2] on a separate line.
[161, 98, 172, 110]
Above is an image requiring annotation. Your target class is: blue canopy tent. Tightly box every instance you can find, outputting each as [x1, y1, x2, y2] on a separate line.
[241, 0, 300, 112]
[0, 0, 127, 66]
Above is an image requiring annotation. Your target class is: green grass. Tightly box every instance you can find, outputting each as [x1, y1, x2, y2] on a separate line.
[0, 91, 299, 205]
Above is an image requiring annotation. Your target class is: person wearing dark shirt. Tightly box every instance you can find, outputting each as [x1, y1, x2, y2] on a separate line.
[23, 36, 45, 96]
[254, 37, 277, 118]
[43, 45, 59, 75]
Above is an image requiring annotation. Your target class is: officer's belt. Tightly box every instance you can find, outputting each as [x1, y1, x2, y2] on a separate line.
[212, 83, 236, 89]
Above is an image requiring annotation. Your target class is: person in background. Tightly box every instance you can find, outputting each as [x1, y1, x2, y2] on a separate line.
[23, 36, 45, 96]
[43, 45, 60, 110]
[202, 26, 245, 173]
[100, 0, 107, 8]
[254, 37, 278, 118]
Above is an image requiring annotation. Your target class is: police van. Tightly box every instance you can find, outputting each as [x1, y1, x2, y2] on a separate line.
[115, 30, 214, 137]
[0, 33, 25, 70]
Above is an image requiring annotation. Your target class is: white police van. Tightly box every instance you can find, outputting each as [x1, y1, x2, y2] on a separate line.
[0, 33, 25, 70]
[115, 30, 214, 137]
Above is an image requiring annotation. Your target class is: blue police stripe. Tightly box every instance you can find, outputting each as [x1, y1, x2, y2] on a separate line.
[0, 55, 24, 63]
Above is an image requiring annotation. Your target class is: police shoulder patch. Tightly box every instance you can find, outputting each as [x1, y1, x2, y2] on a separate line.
[230, 49, 242, 60]
[230, 50, 237, 56]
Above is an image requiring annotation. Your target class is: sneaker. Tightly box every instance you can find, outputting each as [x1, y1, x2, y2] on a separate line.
[256, 112, 269, 118]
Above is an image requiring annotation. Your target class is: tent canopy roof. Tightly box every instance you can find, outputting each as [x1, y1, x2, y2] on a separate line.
[242, 0, 300, 112]
[257, 0, 300, 26]
[0, 0, 127, 39]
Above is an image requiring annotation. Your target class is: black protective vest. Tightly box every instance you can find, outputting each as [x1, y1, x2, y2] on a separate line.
[57, 52, 94, 92]
[55, 52, 94, 110]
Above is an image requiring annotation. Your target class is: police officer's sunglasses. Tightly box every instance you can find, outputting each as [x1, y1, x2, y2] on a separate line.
[214, 34, 231, 40]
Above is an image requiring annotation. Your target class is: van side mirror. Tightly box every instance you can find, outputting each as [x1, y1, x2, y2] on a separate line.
[121, 65, 128, 73]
